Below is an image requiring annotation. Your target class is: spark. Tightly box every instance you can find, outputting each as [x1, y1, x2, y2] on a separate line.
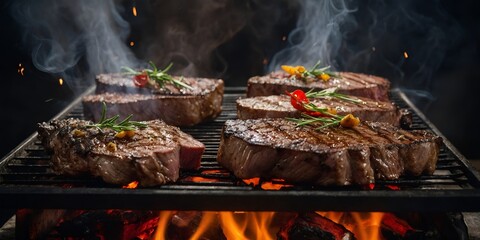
[18, 63, 25, 76]
[403, 51, 409, 59]
[132, 6, 137, 16]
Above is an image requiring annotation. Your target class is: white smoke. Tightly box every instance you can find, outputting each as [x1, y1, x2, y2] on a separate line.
[10, 0, 138, 92]
[268, 0, 356, 72]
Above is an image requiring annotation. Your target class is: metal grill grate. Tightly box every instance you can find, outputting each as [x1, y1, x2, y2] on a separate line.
[0, 87, 479, 212]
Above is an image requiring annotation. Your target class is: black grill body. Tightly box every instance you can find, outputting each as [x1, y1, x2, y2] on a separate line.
[1, 87, 479, 212]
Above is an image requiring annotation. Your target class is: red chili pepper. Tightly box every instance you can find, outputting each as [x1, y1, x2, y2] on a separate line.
[133, 73, 148, 87]
[287, 89, 309, 111]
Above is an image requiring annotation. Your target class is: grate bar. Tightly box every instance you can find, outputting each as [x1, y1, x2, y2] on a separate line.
[1, 87, 480, 211]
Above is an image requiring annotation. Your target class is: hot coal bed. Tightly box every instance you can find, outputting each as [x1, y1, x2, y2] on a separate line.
[1, 87, 480, 239]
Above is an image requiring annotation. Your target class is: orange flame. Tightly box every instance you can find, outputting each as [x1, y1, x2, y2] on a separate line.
[404, 51, 409, 59]
[150, 211, 397, 240]
[130, 41, 135, 47]
[319, 212, 384, 240]
[153, 211, 174, 239]
[58, 78, 63, 86]
[219, 212, 277, 240]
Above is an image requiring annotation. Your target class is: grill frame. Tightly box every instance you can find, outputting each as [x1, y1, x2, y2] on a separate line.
[1, 86, 480, 212]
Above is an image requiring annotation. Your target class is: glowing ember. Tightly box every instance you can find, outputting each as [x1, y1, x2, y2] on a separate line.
[58, 78, 64, 86]
[17, 63, 25, 76]
[404, 51, 409, 58]
[122, 181, 139, 188]
[242, 178, 292, 190]
[132, 6, 137, 16]
[130, 41, 135, 46]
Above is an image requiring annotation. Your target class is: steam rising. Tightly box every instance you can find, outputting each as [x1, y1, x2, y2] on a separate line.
[268, 0, 356, 72]
[11, 0, 461, 98]
[11, 0, 138, 91]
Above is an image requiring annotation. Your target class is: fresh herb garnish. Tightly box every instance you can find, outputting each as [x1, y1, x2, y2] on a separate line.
[285, 89, 360, 129]
[305, 88, 362, 103]
[87, 102, 147, 132]
[122, 61, 193, 90]
[281, 60, 340, 81]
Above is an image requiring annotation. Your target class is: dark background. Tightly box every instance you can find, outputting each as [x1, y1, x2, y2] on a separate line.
[1, 0, 480, 161]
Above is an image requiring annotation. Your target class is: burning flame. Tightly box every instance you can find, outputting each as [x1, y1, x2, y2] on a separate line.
[130, 41, 135, 47]
[58, 78, 64, 86]
[154, 211, 174, 240]
[147, 211, 407, 240]
[18, 63, 25, 76]
[220, 212, 276, 240]
[319, 212, 384, 240]
[404, 51, 409, 59]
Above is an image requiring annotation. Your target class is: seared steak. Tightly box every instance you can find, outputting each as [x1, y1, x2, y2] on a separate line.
[37, 118, 204, 186]
[237, 95, 410, 127]
[247, 71, 390, 101]
[217, 118, 441, 186]
[95, 73, 223, 96]
[83, 78, 224, 126]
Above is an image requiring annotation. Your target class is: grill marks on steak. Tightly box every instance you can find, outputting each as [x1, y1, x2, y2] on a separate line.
[217, 118, 441, 186]
[236, 95, 407, 127]
[83, 76, 224, 126]
[247, 71, 390, 101]
[37, 118, 204, 186]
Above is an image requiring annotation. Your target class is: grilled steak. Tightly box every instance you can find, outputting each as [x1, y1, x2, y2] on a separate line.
[237, 95, 411, 127]
[83, 77, 224, 126]
[37, 118, 204, 186]
[217, 118, 442, 186]
[247, 71, 390, 101]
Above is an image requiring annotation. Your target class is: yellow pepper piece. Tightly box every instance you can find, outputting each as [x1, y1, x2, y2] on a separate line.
[327, 107, 337, 115]
[296, 66, 306, 73]
[107, 142, 117, 152]
[281, 65, 296, 75]
[125, 130, 136, 138]
[340, 114, 360, 128]
[281, 65, 306, 77]
[72, 129, 85, 137]
[115, 131, 126, 138]
[319, 73, 331, 81]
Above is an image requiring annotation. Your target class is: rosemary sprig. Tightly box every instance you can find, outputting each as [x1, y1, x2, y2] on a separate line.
[305, 88, 362, 103]
[287, 113, 342, 130]
[122, 61, 193, 90]
[87, 102, 147, 132]
[285, 89, 360, 129]
[302, 60, 340, 79]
